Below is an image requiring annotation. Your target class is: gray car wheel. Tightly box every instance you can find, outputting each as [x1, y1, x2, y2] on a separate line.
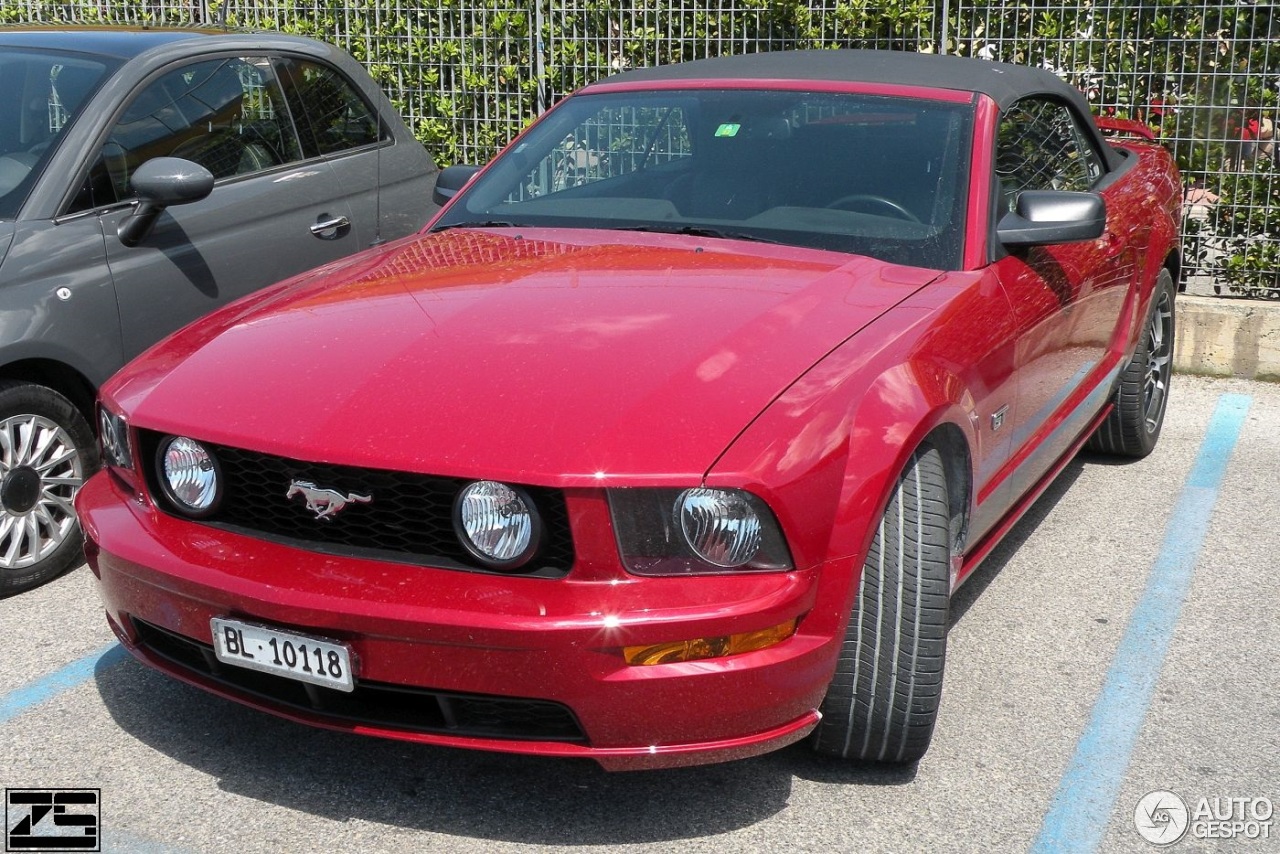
[0, 382, 97, 596]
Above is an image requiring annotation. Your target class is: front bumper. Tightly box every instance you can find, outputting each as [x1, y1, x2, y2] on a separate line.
[79, 471, 835, 770]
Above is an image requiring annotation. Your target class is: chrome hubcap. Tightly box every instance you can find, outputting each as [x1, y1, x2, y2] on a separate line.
[0, 414, 84, 569]
[1143, 291, 1173, 433]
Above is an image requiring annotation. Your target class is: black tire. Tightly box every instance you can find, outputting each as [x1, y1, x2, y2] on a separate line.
[0, 382, 98, 597]
[812, 445, 951, 764]
[1087, 269, 1175, 458]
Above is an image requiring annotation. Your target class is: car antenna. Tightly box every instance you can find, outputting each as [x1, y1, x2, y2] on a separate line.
[214, 2, 228, 30]
[368, 74, 386, 248]
[372, 102, 384, 247]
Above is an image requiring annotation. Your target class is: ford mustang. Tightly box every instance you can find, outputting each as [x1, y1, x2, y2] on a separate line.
[78, 50, 1181, 770]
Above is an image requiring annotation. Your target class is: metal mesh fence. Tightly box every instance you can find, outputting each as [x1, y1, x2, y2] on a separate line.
[948, 1, 1280, 297]
[4, 0, 1278, 296]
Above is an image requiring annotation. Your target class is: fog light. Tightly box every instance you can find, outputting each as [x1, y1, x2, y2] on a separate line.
[455, 480, 540, 569]
[623, 619, 799, 665]
[158, 436, 220, 515]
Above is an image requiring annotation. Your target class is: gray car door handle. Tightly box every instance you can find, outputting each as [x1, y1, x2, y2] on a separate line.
[310, 215, 351, 239]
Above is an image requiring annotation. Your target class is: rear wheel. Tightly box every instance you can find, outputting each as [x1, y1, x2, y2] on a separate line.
[812, 445, 951, 763]
[1088, 268, 1175, 458]
[0, 382, 97, 596]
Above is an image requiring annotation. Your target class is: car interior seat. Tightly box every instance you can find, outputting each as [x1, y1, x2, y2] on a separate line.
[676, 115, 790, 220]
[170, 130, 275, 179]
[164, 62, 279, 179]
[0, 151, 37, 197]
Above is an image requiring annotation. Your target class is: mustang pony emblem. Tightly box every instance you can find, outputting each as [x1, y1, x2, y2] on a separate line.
[286, 480, 372, 520]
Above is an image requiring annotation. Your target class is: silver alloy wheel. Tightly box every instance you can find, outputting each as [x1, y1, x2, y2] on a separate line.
[0, 413, 85, 569]
[1143, 289, 1174, 433]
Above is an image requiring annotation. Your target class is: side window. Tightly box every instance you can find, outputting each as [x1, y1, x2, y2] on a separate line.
[72, 56, 300, 213]
[995, 98, 1105, 211]
[273, 58, 381, 157]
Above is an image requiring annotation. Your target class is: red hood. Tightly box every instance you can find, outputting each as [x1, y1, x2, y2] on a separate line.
[107, 228, 937, 485]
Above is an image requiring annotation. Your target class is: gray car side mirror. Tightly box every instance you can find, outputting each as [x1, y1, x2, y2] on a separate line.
[432, 164, 481, 206]
[118, 157, 215, 247]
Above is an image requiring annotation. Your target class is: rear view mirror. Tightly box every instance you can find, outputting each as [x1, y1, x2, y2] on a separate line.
[997, 190, 1106, 247]
[432, 164, 481, 206]
[118, 157, 215, 247]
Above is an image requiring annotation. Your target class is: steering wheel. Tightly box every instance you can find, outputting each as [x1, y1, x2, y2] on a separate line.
[825, 193, 920, 223]
[0, 153, 36, 197]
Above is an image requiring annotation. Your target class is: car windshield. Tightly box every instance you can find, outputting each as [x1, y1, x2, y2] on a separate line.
[434, 88, 974, 270]
[0, 48, 114, 219]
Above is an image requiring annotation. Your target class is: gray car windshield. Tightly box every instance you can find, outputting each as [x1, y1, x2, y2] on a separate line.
[0, 49, 113, 218]
[435, 88, 973, 270]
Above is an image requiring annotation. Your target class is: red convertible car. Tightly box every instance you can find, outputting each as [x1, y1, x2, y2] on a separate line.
[79, 51, 1181, 770]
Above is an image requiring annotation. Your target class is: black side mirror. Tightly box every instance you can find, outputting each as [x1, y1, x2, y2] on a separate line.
[118, 157, 215, 247]
[432, 164, 481, 207]
[997, 190, 1106, 247]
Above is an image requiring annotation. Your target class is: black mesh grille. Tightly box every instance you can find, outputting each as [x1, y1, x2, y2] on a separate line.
[132, 619, 586, 742]
[140, 431, 574, 577]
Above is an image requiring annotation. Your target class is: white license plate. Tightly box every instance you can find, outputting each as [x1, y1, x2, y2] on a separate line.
[211, 617, 355, 692]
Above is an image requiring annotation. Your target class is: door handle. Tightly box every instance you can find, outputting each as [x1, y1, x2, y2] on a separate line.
[310, 214, 351, 239]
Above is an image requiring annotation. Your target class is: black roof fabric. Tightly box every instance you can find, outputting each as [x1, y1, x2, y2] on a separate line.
[591, 49, 1121, 170]
[593, 49, 1089, 113]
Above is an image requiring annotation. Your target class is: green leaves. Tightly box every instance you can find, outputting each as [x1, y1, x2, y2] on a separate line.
[1210, 161, 1280, 295]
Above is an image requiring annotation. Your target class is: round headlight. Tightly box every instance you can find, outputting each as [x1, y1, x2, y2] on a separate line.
[157, 436, 221, 515]
[675, 488, 762, 568]
[454, 481, 540, 569]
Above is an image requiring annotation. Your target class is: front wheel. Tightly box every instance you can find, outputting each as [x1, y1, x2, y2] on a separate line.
[1087, 268, 1175, 458]
[0, 382, 97, 596]
[812, 445, 951, 764]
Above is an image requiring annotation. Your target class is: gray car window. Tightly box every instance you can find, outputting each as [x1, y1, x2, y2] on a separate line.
[273, 57, 382, 158]
[995, 97, 1104, 211]
[0, 50, 111, 218]
[72, 56, 302, 212]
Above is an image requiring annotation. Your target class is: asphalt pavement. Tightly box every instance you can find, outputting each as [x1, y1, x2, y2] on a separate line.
[1, 374, 1277, 853]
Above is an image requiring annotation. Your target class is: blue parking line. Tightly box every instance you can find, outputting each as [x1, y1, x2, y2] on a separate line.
[1031, 393, 1252, 853]
[1, 643, 193, 854]
[0, 643, 127, 725]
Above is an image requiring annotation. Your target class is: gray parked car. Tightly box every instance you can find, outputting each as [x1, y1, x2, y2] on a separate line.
[0, 28, 439, 594]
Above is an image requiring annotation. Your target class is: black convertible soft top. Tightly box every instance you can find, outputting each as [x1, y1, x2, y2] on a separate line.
[591, 49, 1119, 168]
[596, 49, 1082, 110]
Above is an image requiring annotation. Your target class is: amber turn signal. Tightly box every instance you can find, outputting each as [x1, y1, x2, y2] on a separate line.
[623, 619, 799, 666]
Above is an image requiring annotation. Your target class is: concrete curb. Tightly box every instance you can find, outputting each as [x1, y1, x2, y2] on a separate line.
[1176, 295, 1280, 381]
